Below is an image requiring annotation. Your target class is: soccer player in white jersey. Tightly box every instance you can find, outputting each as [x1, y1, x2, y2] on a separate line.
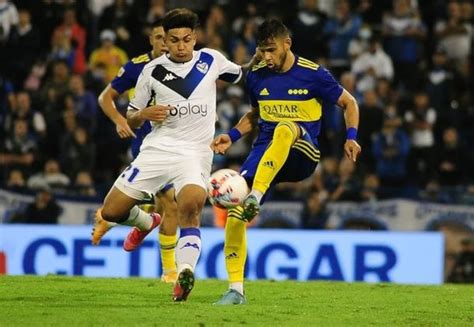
[99, 8, 243, 302]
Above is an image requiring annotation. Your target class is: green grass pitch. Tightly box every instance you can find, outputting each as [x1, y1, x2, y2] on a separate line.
[0, 276, 472, 326]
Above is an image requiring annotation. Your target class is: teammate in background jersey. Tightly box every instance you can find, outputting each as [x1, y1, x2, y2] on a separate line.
[91, 20, 179, 284]
[212, 19, 362, 304]
[100, 8, 249, 302]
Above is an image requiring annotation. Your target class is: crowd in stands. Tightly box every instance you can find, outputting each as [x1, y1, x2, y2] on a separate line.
[0, 0, 473, 214]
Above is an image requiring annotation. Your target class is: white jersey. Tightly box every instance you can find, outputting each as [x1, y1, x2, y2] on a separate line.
[129, 48, 242, 154]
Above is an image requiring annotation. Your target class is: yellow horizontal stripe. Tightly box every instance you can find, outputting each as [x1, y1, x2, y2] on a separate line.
[297, 62, 318, 70]
[294, 143, 320, 159]
[258, 99, 322, 122]
[293, 145, 320, 162]
[296, 139, 321, 154]
[298, 57, 319, 67]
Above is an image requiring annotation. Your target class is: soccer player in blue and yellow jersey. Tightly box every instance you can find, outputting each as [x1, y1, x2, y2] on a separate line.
[212, 19, 362, 304]
[91, 20, 179, 284]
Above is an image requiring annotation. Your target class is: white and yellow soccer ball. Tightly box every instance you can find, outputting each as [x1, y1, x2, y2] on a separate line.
[207, 169, 249, 208]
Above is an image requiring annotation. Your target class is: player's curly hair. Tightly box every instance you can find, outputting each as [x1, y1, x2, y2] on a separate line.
[163, 8, 199, 32]
[256, 18, 289, 46]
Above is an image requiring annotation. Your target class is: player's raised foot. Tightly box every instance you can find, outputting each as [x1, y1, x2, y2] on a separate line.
[161, 270, 178, 284]
[91, 208, 114, 245]
[242, 194, 260, 222]
[173, 268, 195, 302]
[215, 289, 247, 305]
[123, 213, 161, 252]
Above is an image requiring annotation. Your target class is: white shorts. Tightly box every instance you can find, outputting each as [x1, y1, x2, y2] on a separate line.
[113, 149, 212, 200]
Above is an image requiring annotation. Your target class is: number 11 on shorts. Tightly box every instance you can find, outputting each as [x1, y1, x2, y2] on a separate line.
[121, 165, 140, 183]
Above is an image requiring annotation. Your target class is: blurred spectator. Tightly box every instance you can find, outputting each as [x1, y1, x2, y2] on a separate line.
[49, 26, 76, 69]
[4, 91, 46, 138]
[430, 220, 473, 281]
[372, 115, 410, 192]
[69, 74, 98, 132]
[382, 0, 426, 90]
[359, 173, 381, 202]
[323, 0, 362, 75]
[7, 9, 41, 88]
[89, 29, 128, 83]
[27, 159, 70, 192]
[0, 119, 37, 179]
[351, 36, 393, 93]
[52, 8, 87, 74]
[41, 60, 71, 105]
[448, 236, 474, 283]
[0, 76, 15, 139]
[435, 1, 472, 70]
[435, 127, 466, 187]
[375, 77, 396, 107]
[426, 48, 455, 114]
[10, 188, 62, 224]
[60, 126, 96, 178]
[357, 90, 384, 169]
[339, 71, 362, 103]
[99, 0, 136, 53]
[6, 169, 26, 191]
[0, 0, 18, 43]
[330, 157, 360, 201]
[404, 91, 437, 186]
[291, 0, 327, 60]
[300, 191, 329, 229]
[418, 180, 451, 204]
[313, 157, 340, 199]
[73, 171, 97, 197]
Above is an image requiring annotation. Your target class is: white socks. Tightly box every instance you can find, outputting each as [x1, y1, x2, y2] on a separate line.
[121, 206, 153, 231]
[249, 189, 263, 204]
[176, 228, 201, 273]
[230, 282, 244, 296]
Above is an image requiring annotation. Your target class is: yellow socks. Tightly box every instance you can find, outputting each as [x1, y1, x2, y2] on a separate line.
[252, 122, 299, 194]
[225, 206, 247, 283]
[158, 233, 177, 273]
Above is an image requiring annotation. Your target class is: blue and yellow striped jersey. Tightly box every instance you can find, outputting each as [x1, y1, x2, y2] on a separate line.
[246, 56, 343, 146]
[110, 52, 154, 158]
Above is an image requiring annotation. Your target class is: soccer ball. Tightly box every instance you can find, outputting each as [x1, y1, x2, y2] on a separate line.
[207, 169, 249, 208]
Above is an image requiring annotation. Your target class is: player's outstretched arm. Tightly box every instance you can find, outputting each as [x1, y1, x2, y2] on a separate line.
[212, 106, 259, 154]
[127, 104, 171, 129]
[337, 89, 362, 162]
[98, 84, 136, 138]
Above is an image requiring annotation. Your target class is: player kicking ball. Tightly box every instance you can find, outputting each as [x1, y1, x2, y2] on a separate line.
[91, 19, 179, 284]
[212, 18, 362, 304]
[97, 8, 244, 302]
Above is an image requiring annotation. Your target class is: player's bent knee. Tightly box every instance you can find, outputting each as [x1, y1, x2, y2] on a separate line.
[274, 122, 298, 141]
[101, 203, 129, 223]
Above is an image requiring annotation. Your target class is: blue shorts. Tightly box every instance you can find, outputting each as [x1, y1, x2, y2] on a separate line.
[240, 130, 320, 203]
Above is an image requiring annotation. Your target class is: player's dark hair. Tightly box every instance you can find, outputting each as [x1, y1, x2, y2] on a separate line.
[163, 8, 199, 32]
[150, 18, 163, 29]
[256, 18, 289, 46]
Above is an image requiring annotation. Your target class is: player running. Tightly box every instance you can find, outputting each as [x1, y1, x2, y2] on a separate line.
[91, 20, 179, 284]
[99, 8, 247, 302]
[212, 18, 362, 304]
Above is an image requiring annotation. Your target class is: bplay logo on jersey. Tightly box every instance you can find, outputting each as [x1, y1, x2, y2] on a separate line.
[169, 103, 209, 118]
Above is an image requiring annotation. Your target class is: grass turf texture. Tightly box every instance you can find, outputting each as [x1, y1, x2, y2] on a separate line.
[1, 276, 472, 326]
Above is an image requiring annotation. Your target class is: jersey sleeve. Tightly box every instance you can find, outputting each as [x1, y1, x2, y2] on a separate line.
[245, 71, 258, 108]
[128, 69, 151, 111]
[209, 49, 242, 84]
[312, 67, 343, 105]
[110, 61, 136, 94]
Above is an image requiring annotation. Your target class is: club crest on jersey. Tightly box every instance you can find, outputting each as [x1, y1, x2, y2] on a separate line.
[196, 61, 209, 74]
